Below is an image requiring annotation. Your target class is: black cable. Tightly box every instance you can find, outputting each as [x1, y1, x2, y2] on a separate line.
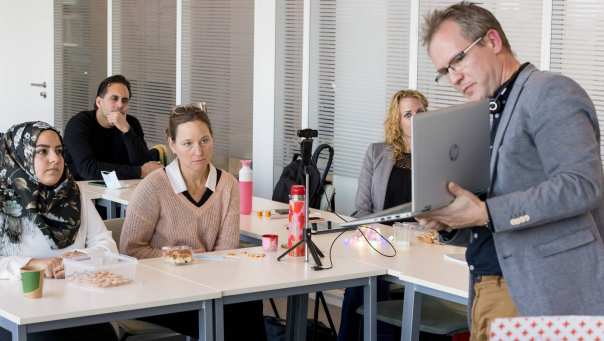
[321, 186, 349, 222]
[357, 225, 397, 258]
[316, 190, 397, 271]
[318, 229, 348, 270]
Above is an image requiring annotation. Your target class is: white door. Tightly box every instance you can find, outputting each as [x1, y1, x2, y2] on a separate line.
[0, 0, 54, 131]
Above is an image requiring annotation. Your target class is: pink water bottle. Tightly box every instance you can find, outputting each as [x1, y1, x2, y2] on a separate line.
[239, 160, 253, 214]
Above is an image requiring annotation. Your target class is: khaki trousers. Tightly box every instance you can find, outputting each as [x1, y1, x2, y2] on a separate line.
[470, 276, 518, 341]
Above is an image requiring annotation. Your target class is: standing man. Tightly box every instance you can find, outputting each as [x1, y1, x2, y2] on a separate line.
[418, 2, 604, 340]
[64, 75, 162, 180]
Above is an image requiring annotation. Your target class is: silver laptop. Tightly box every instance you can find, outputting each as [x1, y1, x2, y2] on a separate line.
[339, 99, 490, 227]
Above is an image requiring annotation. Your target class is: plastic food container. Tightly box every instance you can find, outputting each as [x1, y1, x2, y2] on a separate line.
[64, 253, 138, 289]
[392, 222, 430, 246]
[161, 245, 193, 265]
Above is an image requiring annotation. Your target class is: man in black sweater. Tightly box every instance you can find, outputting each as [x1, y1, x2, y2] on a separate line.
[64, 75, 163, 180]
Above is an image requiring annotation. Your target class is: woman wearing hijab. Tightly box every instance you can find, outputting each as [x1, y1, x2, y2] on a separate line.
[0, 121, 118, 341]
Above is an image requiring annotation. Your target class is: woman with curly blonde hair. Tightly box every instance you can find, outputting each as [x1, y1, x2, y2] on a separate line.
[338, 90, 428, 341]
[354, 89, 428, 218]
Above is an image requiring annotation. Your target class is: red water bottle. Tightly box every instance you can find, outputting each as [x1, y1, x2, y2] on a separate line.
[288, 185, 306, 257]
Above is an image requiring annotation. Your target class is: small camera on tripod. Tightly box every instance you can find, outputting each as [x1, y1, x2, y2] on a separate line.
[297, 128, 318, 139]
[297, 129, 318, 166]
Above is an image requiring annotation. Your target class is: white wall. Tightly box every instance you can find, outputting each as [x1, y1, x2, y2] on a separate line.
[0, 0, 54, 131]
[252, 0, 276, 199]
[333, 175, 358, 215]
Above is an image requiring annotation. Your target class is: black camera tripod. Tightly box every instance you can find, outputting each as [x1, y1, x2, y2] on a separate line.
[277, 129, 324, 270]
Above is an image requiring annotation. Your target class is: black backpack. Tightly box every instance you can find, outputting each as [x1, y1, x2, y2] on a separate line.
[272, 144, 334, 209]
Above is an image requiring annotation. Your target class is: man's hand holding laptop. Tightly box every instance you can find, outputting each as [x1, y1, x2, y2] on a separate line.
[416, 182, 489, 231]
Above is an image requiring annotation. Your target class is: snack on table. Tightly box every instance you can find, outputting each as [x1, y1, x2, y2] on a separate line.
[242, 251, 266, 259]
[63, 252, 137, 289]
[416, 230, 439, 244]
[162, 246, 193, 265]
[67, 271, 131, 288]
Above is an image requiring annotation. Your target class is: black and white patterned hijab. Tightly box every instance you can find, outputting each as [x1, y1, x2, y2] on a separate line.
[0, 121, 81, 249]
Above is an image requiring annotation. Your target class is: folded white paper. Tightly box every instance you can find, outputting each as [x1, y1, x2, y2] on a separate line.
[101, 171, 123, 189]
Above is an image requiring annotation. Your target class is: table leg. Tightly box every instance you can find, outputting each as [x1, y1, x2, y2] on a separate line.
[94, 199, 113, 219]
[12, 325, 26, 341]
[197, 300, 213, 341]
[286, 294, 308, 341]
[214, 299, 224, 341]
[363, 276, 377, 341]
[401, 283, 422, 341]
[119, 203, 126, 218]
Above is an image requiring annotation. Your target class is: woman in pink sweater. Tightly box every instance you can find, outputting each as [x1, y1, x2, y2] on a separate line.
[120, 103, 266, 340]
[120, 104, 239, 257]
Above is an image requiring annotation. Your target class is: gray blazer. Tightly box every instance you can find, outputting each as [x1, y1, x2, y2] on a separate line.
[449, 64, 604, 316]
[354, 143, 397, 217]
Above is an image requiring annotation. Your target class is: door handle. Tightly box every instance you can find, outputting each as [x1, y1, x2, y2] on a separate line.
[30, 81, 47, 88]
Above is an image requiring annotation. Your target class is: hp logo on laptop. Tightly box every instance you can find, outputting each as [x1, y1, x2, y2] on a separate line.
[449, 144, 460, 161]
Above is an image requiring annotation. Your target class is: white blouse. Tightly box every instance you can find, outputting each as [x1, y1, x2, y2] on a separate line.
[0, 183, 118, 279]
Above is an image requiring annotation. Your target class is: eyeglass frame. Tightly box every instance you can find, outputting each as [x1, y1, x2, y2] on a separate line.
[434, 34, 486, 84]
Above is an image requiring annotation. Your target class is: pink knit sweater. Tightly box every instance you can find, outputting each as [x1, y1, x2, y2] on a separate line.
[120, 169, 240, 259]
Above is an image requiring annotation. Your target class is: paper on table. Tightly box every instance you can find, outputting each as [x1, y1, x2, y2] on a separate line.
[444, 253, 467, 266]
[193, 253, 240, 261]
[101, 171, 124, 189]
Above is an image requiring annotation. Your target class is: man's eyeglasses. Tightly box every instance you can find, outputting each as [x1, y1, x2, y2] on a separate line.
[434, 35, 485, 84]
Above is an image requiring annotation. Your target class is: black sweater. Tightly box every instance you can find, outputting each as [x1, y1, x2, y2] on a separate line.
[64, 110, 153, 180]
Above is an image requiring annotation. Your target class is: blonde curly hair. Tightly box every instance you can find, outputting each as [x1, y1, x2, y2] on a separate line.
[384, 90, 429, 162]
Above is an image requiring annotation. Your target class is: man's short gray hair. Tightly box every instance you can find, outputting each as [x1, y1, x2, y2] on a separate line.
[421, 1, 511, 52]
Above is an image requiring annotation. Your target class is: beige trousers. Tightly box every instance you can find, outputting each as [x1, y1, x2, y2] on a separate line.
[470, 276, 518, 341]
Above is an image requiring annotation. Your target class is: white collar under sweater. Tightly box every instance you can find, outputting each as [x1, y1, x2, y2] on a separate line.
[165, 159, 218, 194]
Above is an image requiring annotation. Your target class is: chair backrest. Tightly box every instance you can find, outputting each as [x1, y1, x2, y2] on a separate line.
[313, 144, 335, 211]
[104, 218, 125, 248]
[150, 144, 171, 166]
[489, 316, 604, 340]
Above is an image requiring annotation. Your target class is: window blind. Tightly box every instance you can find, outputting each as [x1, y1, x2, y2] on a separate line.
[54, 0, 107, 132]
[416, 0, 543, 110]
[550, 0, 604, 166]
[308, 0, 335, 175]
[308, 0, 411, 178]
[111, 0, 176, 147]
[181, 0, 254, 170]
[274, 0, 304, 183]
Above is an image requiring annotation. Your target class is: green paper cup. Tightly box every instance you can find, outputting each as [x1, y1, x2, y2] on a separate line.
[20, 265, 44, 299]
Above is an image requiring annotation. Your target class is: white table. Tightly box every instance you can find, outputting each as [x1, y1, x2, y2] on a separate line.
[143, 246, 384, 341]
[79, 183, 470, 341]
[239, 197, 289, 245]
[310, 225, 469, 341]
[237, 199, 471, 341]
[78, 180, 140, 219]
[0, 264, 219, 341]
